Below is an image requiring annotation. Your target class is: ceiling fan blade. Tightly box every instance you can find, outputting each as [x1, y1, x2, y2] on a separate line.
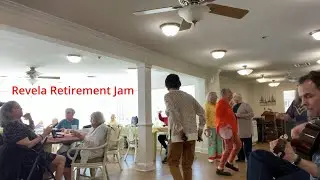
[133, 6, 182, 16]
[179, 19, 192, 31]
[38, 76, 60, 80]
[207, 3, 249, 19]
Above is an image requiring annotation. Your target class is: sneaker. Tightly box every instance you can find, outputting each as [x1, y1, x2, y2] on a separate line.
[225, 162, 239, 172]
[216, 169, 232, 176]
[208, 156, 216, 163]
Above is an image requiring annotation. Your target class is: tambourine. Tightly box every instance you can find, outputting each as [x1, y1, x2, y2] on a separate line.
[219, 125, 233, 139]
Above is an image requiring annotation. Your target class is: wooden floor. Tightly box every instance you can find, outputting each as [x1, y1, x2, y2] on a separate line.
[79, 143, 269, 180]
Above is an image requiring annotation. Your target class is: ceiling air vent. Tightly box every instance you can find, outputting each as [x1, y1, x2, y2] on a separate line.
[293, 62, 311, 68]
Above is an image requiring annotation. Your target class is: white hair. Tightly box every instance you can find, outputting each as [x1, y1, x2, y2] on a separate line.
[65, 108, 75, 115]
[91, 111, 105, 124]
[233, 93, 242, 101]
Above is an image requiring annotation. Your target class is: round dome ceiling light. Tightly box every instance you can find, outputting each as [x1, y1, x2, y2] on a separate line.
[310, 30, 320, 40]
[211, 50, 227, 59]
[67, 54, 82, 63]
[160, 23, 180, 37]
[256, 74, 268, 83]
[269, 80, 280, 87]
[237, 65, 253, 76]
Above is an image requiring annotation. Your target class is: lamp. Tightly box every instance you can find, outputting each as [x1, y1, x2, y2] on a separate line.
[66, 54, 82, 63]
[237, 65, 253, 76]
[268, 80, 280, 87]
[211, 50, 226, 59]
[310, 30, 320, 40]
[256, 75, 268, 83]
[160, 23, 180, 37]
[317, 60, 320, 64]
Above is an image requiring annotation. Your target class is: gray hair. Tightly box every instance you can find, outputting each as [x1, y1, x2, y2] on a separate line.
[91, 111, 105, 124]
[221, 88, 231, 97]
[0, 101, 18, 127]
[65, 108, 75, 115]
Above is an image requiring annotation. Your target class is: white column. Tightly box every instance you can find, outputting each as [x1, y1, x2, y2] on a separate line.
[207, 69, 222, 98]
[202, 69, 222, 154]
[135, 63, 155, 171]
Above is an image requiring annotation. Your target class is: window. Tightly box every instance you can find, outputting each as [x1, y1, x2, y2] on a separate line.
[283, 90, 296, 112]
[151, 85, 195, 126]
[0, 76, 196, 128]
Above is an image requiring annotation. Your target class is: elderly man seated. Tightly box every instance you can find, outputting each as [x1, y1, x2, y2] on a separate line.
[61, 111, 108, 180]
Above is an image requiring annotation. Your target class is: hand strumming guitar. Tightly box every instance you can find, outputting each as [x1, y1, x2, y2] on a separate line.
[270, 135, 298, 163]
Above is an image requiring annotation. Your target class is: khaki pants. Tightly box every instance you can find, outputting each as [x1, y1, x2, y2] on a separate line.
[167, 140, 196, 180]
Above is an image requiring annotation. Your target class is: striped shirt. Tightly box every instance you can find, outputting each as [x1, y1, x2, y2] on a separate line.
[164, 90, 205, 143]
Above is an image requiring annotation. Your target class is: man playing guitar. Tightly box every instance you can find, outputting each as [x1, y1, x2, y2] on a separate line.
[247, 71, 320, 180]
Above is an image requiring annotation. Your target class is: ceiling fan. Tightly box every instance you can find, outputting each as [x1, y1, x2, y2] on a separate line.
[133, 0, 249, 31]
[0, 66, 61, 85]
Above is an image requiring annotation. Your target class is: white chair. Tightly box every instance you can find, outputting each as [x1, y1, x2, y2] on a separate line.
[124, 125, 138, 162]
[67, 126, 122, 180]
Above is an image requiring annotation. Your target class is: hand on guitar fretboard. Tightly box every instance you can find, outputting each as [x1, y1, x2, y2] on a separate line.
[272, 134, 289, 159]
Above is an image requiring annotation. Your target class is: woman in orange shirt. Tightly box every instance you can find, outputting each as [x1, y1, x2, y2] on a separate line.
[215, 88, 242, 176]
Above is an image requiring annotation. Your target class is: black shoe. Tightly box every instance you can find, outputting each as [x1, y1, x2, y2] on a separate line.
[162, 157, 167, 164]
[225, 162, 239, 172]
[216, 169, 232, 176]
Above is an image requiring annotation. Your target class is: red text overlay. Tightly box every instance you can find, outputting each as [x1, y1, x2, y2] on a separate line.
[12, 86, 134, 96]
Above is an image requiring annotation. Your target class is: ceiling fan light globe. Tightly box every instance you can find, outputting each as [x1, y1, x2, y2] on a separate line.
[67, 54, 82, 63]
[160, 23, 180, 36]
[178, 5, 209, 23]
[237, 69, 253, 76]
[311, 31, 320, 40]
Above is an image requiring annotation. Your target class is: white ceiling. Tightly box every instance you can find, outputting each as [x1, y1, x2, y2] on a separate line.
[0, 29, 200, 88]
[8, 0, 320, 82]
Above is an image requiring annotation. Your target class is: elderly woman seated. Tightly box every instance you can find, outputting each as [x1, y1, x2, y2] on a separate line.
[0, 101, 66, 180]
[62, 111, 108, 180]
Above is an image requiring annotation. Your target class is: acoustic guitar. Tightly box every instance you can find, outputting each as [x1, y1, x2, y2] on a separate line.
[273, 119, 320, 160]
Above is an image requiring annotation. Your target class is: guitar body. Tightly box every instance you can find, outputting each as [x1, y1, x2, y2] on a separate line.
[291, 121, 320, 160]
[274, 120, 320, 160]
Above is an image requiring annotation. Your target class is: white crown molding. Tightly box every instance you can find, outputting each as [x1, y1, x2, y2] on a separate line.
[0, 0, 215, 79]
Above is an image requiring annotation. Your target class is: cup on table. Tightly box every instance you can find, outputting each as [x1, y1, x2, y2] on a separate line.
[71, 125, 78, 130]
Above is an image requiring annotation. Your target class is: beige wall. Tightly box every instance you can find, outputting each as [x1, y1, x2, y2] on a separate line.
[219, 76, 297, 117]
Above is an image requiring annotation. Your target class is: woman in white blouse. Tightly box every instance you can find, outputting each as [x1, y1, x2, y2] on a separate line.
[63, 111, 108, 180]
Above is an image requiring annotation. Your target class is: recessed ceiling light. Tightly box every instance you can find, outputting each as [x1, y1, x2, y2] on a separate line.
[211, 50, 227, 59]
[160, 23, 180, 37]
[66, 54, 82, 63]
[237, 65, 253, 76]
[310, 30, 320, 40]
[293, 62, 311, 68]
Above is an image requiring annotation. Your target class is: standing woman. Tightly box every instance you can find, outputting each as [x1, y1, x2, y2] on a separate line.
[233, 93, 254, 162]
[205, 92, 222, 163]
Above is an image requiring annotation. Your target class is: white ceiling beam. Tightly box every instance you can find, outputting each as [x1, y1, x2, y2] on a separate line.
[0, 0, 216, 79]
